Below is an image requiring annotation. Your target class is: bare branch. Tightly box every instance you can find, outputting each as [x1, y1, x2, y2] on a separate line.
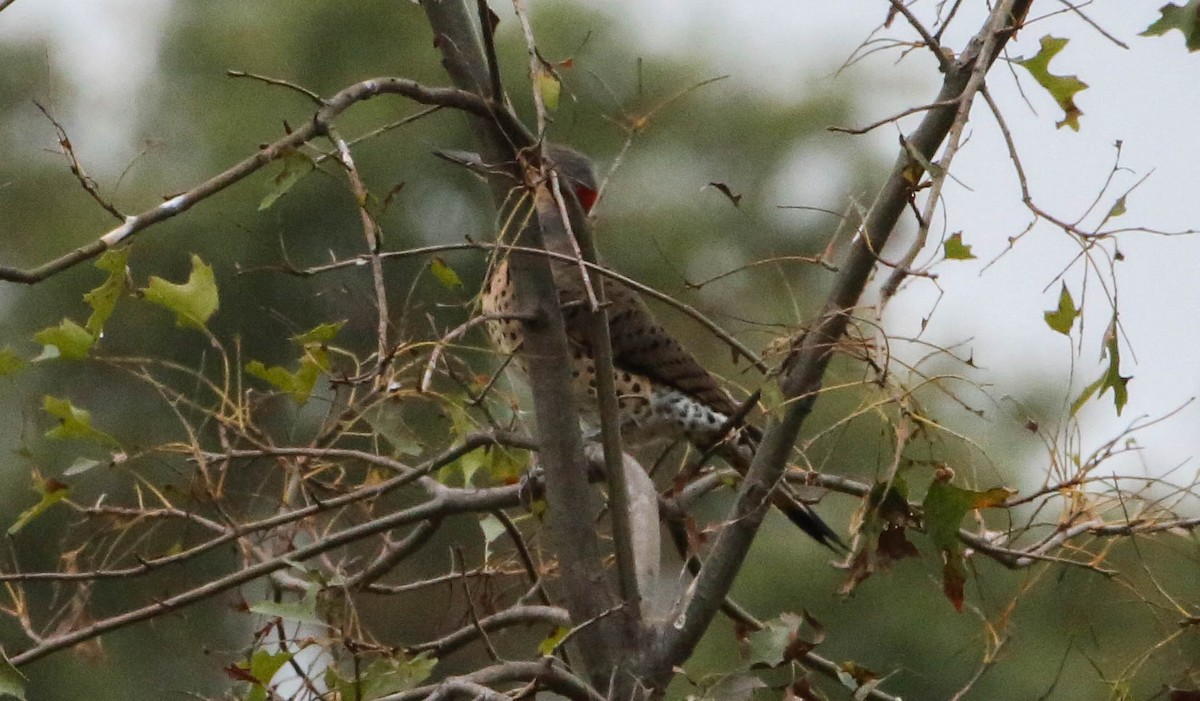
[383, 659, 606, 701]
[409, 604, 570, 657]
[8, 482, 524, 667]
[34, 101, 125, 221]
[1, 77, 520, 284]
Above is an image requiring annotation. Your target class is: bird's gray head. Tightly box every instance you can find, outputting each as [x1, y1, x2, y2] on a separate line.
[544, 144, 599, 214]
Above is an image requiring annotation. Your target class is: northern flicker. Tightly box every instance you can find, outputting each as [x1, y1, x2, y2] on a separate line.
[480, 145, 840, 549]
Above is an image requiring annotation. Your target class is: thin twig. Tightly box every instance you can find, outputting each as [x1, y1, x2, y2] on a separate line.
[34, 101, 125, 221]
[226, 69, 324, 104]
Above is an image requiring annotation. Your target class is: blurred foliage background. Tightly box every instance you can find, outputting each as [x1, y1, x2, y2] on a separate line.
[0, 2, 1196, 700]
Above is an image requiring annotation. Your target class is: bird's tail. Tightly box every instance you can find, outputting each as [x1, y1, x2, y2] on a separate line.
[714, 424, 846, 551]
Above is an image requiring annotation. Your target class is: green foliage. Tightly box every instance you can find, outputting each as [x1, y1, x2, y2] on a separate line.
[141, 254, 220, 330]
[535, 68, 561, 111]
[537, 626, 569, 655]
[324, 654, 436, 701]
[428, 257, 463, 289]
[7, 477, 69, 536]
[231, 649, 293, 701]
[245, 320, 344, 403]
[0, 655, 26, 701]
[478, 513, 508, 561]
[0, 348, 26, 376]
[1015, 36, 1089, 130]
[742, 612, 824, 669]
[33, 319, 94, 360]
[249, 586, 322, 625]
[1071, 316, 1130, 416]
[29, 250, 130, 362]
[942, 232, 976, 260]
[1142, 1, 1200, 52]
[42, 395, 119, 448]
[259, 149, 316, 211]
[1043, 284, 1079, 336]
[83, 249, 129, 335]
[921, 474, 1012, 611]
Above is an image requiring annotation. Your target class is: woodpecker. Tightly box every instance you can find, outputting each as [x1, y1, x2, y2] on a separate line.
[480, 145, 841, 549]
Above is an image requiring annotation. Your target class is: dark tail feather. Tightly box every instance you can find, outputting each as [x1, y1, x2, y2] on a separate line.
[774, 488, 847, 552]
[720, 424, 847, 551]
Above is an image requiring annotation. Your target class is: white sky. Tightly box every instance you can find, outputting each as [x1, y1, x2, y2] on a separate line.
[2, 0, 1198, 495]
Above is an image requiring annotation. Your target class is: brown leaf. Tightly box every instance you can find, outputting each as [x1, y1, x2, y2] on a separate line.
[838, 548, 874, 597]
[783, 610, 827, 660]
[942, 556, 966, 612]
[876, 525, 920, 565]
[224, 664, 258, 684]
[706, 181, 743, 208]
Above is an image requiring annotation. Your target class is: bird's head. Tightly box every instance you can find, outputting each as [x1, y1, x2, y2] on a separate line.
[544, 144, 599, 214]
[434, 143, 600, 214]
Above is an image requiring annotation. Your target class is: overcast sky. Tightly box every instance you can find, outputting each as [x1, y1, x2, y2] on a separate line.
[2, 0, 1198, 495]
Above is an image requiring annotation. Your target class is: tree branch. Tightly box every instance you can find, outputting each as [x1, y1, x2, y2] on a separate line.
[418, 0, 624, 686]
[651, 0, 1032, 683]
[409, 604, 570, 658]
[8, 482, 523, 667]
[0, 76, 517, 284]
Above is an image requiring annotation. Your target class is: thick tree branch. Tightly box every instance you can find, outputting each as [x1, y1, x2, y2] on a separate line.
[419, 0, 625, 685]
[652, 0, 1032, 682]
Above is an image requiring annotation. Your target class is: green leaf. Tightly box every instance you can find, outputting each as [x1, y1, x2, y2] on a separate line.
[249, 586, 322, 625]
[429, 257, 463, 289]
[1015, 36, 1089, 130]
[33, 319, 94, 360]
[1043, 284, 1079, 335]
[487, 446, 527, 484]
[142, 255, 219, 330]
[479, 513, 507, 561]
[743, 611, 826, 669]
[942, 232, 976, 260]
[246, 323, 340, 404]
[1099, 320, 1130, 414]
[237, 650, 294, 701]
[1069, 373, 1105, 417]
[922, 479, 1012, 553]
[1142, 0, 1200, 51]
[83, 248, 129, 336]
[43, 396, 119, 447]
[535, 68, 561, 111]
[1105, 194, 1128, 222]
[1072, 318, 1131, 417]
[458, 447, 487, 485]
[291, 321, 345, 345]
[63, 457, 103, 477]
[325, 654, 436, 700]
[0, 654, 27, 700]
[744, 612, 798, 668]
[246, 357, 323, 404]
[0, 347, 27, 376]
[259, 149, 315, 210]
[8, 478, 69, 536]
[538, 626, 569, 656]
[362, 404, 425, 457]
